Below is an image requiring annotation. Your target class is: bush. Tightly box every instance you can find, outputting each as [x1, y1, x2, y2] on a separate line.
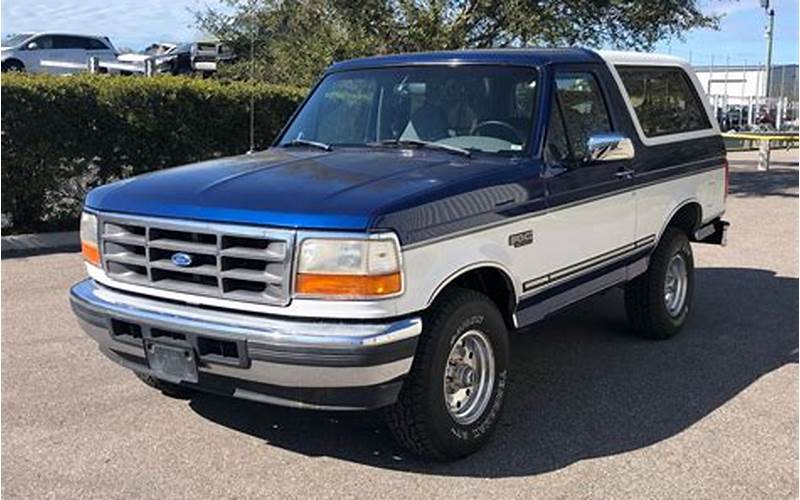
[1, 73, 305, 233]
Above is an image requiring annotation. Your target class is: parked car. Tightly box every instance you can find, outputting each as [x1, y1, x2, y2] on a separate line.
[70, 49, 729, 460]
[116, 41, 233, 76]
[1, 32, 117, 73]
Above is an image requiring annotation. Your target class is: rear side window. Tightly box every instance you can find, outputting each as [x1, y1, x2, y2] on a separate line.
[617, 66, 710, 137]
[87, 38, 109, 50]
[53, 36, 88, 49]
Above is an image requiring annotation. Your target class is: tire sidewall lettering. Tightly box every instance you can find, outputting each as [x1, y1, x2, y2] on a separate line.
[443, 312, 507, 443]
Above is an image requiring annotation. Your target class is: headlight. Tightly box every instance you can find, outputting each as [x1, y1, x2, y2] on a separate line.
[295, 235, 402, 299]
[80, 212, 100, 266]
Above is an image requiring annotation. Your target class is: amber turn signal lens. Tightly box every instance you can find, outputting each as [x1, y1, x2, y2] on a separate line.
[82, 242, 100, 267]
[296, 272, 401, 298]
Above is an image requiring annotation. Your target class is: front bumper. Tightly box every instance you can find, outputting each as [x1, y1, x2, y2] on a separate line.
[70, 279, 422, 410]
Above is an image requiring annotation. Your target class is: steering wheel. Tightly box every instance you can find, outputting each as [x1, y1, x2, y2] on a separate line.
[471, 120, 523, 144]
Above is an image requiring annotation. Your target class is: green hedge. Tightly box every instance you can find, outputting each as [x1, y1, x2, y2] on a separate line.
[1, 74, 306, 233]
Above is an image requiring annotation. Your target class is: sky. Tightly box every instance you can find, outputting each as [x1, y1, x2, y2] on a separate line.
[1, 0, 798, 64]
[654, 0, 799, 66]
[0, 0, 222, 51]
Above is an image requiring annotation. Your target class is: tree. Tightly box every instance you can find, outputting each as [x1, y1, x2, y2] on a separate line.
[196, 0, 718, 86]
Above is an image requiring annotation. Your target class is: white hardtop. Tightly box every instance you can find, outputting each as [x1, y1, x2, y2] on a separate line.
[596, 50, 690, 68]
[592, 49, 719, 146]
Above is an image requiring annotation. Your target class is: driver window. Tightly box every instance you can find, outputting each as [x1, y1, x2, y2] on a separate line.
[554, 72, 611, 161]
[544, 95, 571, 165]
[30, 36, 53, 50]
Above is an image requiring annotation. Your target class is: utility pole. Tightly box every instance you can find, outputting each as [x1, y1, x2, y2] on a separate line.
[759, 1, 776, 171]
[247, 0, 256, 154]
[762, 0, 775, 99]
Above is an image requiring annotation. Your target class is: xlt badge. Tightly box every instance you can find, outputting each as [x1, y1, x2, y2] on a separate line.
[508, 230, 533, 248]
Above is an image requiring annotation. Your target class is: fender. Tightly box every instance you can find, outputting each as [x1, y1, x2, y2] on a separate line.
[656, 198, 702, 244]
[425, 261, 519, 308]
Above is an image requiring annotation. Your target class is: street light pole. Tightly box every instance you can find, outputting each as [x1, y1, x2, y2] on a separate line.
[762, 1, 775, 99]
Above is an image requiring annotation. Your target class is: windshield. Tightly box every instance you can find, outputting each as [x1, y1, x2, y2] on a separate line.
[279, 65, 539, 155]
[2, 33, 33, 47]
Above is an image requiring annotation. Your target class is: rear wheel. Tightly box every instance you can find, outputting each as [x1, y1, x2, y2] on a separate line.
[625, 228, 694, 339]
[385, 288, 509, 460]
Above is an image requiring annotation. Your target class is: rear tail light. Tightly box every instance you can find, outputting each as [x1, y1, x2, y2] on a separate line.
[723, 157, 730, 202]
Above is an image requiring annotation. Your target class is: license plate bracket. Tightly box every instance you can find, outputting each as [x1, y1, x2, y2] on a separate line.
[145, 341, 198, 384]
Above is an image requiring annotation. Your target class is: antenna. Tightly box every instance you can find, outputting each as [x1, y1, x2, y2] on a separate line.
[247, 0, 256, 154]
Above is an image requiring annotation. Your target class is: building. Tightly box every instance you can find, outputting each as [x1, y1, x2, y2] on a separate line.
[693, 64, 798, 103]
[692, 64, 798, 130]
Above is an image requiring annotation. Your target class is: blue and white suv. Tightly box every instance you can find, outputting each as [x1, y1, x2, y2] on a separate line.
[70, 48, 729, 460]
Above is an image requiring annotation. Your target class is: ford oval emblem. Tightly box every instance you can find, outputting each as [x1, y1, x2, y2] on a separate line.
[171, 252, 193, 267]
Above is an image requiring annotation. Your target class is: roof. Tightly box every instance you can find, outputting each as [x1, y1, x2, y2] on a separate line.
[327, 48, 603, 72]
[597, 50, 687, 66]
[20, 32, 108, 39]
[692, 63, 798, 72]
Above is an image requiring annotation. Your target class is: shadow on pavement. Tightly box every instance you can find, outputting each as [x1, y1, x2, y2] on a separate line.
[188, 267, 798, 477]
[729, 167, 798, 199]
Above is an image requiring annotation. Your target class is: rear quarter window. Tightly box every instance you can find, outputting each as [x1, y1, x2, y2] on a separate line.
[616, 66, 710, 138]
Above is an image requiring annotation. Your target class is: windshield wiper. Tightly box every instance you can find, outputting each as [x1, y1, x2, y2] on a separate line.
[375, 139, 471, 157]
[284, 139, 333, 151]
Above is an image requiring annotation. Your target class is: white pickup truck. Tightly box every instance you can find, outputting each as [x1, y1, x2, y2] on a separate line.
[71, 48, 729, 460]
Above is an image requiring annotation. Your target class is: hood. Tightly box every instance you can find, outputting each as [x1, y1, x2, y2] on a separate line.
[86, 147, 528, 233]
[116, 53, 150, 62]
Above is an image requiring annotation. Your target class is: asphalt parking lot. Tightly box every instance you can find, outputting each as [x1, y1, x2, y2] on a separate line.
[2, 150, 797, 499]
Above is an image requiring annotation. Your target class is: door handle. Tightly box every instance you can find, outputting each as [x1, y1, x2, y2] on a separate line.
[615, 168, 634, 179]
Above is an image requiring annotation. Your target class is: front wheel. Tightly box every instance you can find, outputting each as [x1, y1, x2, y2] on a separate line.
[625, 228, 695, 339]
[385, 288, 509, 460]
[1, 60, 24, 72]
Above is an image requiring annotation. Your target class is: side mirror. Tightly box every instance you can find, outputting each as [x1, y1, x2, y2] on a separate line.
[586, 133, 635, 163]
[26, 41, 38, 50]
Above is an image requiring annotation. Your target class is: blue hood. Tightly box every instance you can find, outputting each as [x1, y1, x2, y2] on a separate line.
[87, 147, 541, 242]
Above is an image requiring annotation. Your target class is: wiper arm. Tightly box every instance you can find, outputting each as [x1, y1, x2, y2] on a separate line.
[377, 139, 471, 157]
[285, 139, 333, 151]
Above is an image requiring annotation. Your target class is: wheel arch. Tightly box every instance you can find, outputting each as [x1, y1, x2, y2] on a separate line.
[658, 199, 703, 243]
[426, 263, 519, 330]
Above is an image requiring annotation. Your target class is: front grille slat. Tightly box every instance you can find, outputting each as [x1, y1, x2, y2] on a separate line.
[221, 268, 283, 283]
[98, 214, 295, 306]
[149, 261, 219, 276]
[104, 233, 146, 246]
[220, 247, 285, 260]
[104, 253, 147, 267]
[147, 238, 218, 255]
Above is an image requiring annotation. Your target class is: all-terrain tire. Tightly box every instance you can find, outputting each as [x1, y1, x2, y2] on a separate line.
[384, 288, 510, 460]
[625, 228, 695, 339]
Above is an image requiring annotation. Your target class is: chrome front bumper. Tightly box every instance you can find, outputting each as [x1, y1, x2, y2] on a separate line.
[70, 279, 422, 410]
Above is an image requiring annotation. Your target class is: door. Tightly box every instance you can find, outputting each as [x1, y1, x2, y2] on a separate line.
[52, 36, 90, 73]
[21, 35, 55, 73]
[86, 37, 116, 66]
[539, 68, 637, 284]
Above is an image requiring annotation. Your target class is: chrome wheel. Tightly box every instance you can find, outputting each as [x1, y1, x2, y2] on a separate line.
[664, 253, 688, 317]
[443, 329, 495, 425]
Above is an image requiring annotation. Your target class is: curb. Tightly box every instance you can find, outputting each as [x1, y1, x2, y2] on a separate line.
[1, 231, 80, 258]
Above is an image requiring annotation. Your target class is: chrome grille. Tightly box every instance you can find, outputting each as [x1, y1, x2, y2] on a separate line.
[98, 214, 295, 306]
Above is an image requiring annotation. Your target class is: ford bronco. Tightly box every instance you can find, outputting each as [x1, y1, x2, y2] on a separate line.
[71, 48, 729, 460]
